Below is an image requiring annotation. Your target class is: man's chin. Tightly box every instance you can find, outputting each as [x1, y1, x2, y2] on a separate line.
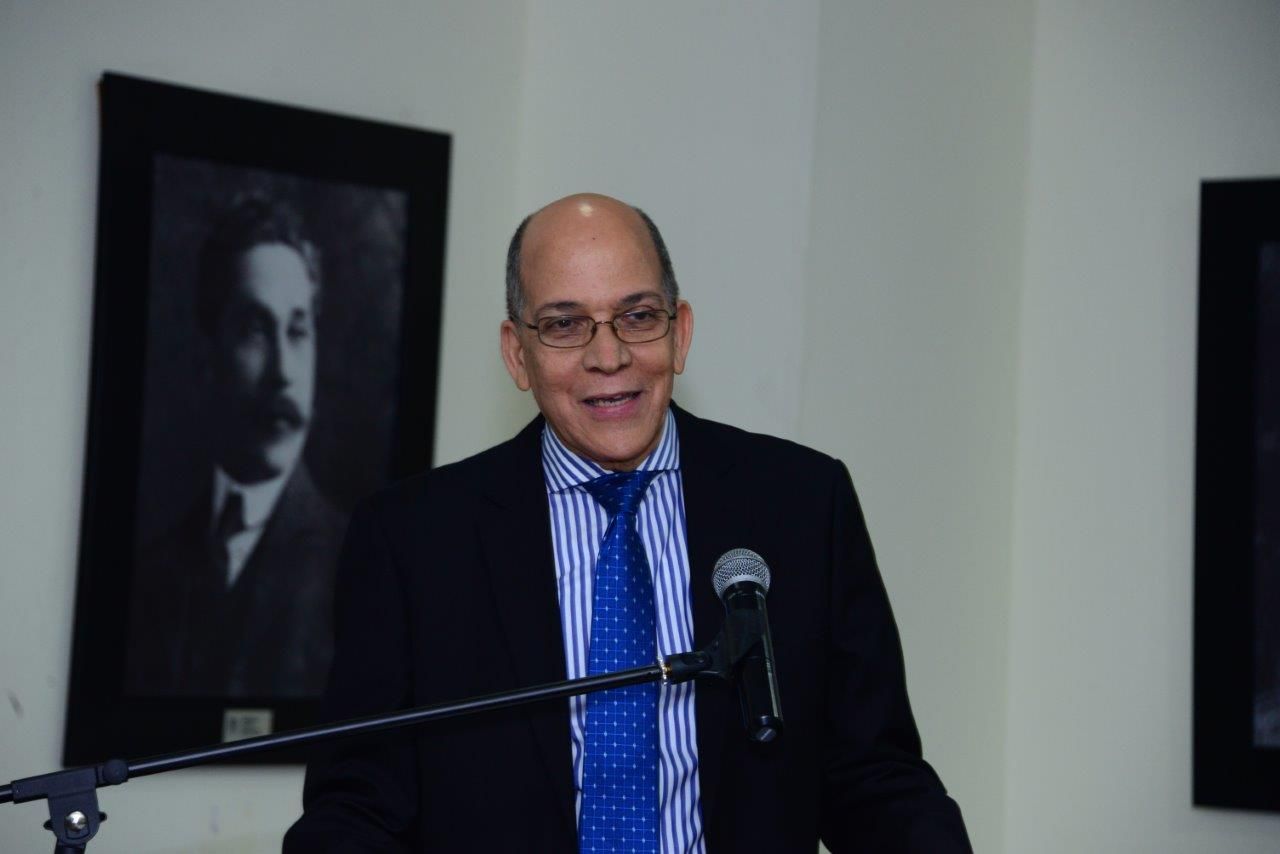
[576, 431, 663, 472]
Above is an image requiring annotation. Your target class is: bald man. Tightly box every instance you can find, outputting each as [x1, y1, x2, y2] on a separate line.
[285, 195, 970, 853]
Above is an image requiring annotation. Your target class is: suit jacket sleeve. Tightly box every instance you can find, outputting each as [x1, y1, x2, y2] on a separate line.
[283, 499, 420, 853]
[820, 460, 972, 853]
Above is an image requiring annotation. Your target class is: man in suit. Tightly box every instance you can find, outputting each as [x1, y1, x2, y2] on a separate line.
[127, 195, 342, 698]
[285, 194, 971, 851]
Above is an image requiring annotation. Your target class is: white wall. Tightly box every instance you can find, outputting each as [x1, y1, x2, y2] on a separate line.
[514, 0, 823, 440]
[0, 2, 527, 851]
[800, 4, 1032, 851]
[1005, 2, 1280, 852]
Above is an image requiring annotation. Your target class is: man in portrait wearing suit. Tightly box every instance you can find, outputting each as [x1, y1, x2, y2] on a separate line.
[127, 195, 343, 699]
[285, 194, 971, 851]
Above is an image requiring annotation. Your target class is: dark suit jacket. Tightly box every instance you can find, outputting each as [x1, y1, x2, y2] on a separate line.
[285, 406, 970, 852]
[127, 462, 344, 698]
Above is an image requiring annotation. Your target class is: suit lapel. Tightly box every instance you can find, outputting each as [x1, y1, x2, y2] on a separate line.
[673, 404, 748, 832]
[234, 465, 322, 657]
[477, 416, 576, 832]
[236, 466, 309, 598]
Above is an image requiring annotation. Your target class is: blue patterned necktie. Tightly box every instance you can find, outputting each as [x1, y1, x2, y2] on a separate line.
[579, 469, 661, 854]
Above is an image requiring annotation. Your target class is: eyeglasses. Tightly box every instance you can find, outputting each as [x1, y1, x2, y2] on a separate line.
[519, 306, 675, 349]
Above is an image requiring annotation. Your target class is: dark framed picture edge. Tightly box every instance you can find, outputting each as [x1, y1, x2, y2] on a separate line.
[63, 71, 450, 766]
[1193, 176, 1280, 811]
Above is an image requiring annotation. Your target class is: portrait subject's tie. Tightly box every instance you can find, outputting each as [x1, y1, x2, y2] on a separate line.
[579, 469, 660, 854]
[212, 490, 246, 588]
[185, 489, 246, 689]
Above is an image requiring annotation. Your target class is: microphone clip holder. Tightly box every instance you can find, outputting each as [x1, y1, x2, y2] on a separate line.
[661, 602, 768, 684]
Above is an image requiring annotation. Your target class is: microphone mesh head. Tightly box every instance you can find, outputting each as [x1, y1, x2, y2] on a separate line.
[712, 548, 771, 597]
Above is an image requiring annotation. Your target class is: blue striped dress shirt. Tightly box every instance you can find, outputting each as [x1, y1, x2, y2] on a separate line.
[541, 408, 705, 854]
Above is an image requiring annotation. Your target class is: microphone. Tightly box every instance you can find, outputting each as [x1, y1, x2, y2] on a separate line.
[712, 548, 784, 743]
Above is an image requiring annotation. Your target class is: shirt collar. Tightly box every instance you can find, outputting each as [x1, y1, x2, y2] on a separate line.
[212, 465, 293, 531]
[541, 407, 680, 493]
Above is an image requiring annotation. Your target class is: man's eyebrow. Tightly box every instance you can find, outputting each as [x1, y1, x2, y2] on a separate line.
[534, 300, 586, 316]
[229, 300, 274, 320]
[532, 291, 666, 316]
[616, 291, 665, 308]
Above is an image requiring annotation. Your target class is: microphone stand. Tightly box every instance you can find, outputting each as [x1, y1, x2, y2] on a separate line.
[1, 644, 738, 853]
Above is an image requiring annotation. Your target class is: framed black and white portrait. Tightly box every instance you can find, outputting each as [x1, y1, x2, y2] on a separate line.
[1194, 177, 1280, 811]
[63, 73, 449, 764]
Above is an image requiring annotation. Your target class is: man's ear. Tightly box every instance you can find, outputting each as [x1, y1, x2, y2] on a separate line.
[672, 300, 694, 375]
[500, 319, 532, 391]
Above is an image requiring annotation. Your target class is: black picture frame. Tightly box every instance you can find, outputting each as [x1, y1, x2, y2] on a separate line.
[1194, 178, 1280, 810]
[63, 73, 450, 765]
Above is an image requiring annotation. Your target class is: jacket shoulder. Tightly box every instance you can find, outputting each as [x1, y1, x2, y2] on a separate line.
[676, 406, 843, 479]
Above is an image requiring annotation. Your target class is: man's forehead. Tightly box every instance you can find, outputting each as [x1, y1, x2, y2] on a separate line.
[230, 244, 315, 309]
[519, 198, 664, 309]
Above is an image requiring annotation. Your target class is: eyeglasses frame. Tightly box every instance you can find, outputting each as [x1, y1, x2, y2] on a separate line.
[516, 305, 678, 349]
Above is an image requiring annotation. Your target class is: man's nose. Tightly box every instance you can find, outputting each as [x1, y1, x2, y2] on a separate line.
[264, 330, 296, 387]
[582, 321, 632, 372]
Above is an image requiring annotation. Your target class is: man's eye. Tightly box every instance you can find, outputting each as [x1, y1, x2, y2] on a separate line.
[287, 323, 312, 343]
[237, 318, 270, 341]
[618, 309, 662, 329]
[542, 316, 588, 335]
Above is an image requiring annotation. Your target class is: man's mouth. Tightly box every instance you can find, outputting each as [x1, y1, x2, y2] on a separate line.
[263, 396, 306, 431]
[583, 391, 640, 409]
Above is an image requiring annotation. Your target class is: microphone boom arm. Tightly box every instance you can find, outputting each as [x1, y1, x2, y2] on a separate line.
[2, 630, 749, 853]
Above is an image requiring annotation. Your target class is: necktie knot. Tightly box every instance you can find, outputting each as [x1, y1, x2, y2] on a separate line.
[583, 469, 658, 520]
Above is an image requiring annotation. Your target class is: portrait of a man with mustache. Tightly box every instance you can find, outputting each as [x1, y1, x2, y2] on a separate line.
[126, 193, 344, 699]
